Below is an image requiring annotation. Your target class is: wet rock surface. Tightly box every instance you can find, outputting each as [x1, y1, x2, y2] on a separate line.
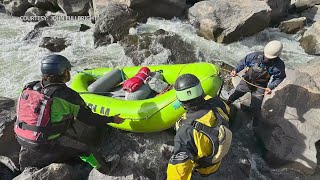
[57, 0, 89, 16]
[278, 17, 306, 34]
[301, 5, 320, 22]
[119, 29, 201, 65]
[299, 21, 320, 55]
[261, 0, 291, 25]
[4, 0, 32, 16]
[39, 36, 71, 52]
[257, 64, 320, 174]
[93, 3, 137, 47]
[188, 0, 271, 43]
[295, 0, 320, 11]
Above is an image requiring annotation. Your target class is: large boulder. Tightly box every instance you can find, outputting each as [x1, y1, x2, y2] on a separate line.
[13, 164, 91, 180]
[93, 0, 187, 47]
[39, 37, 71, 52]
[93, 3, 137, 47]
[130, 0, 186, 20]
[278, 17, 306, 34]
[188, 0, 271, 44]
[119, 29, 201, 65]
[299, 21, 320, 55]
[92, 0, 186, 20]
[295, 0, 320, 11]
[257, 60, 320, 174]
[27, 0, 58, 11]
[261, 0, 291, 25]
[0, 97, 20, 177]
[301, 5, 320, 22]
[57, 0, 89, 16]
[5, 0, 32, 16]
[23, 20, 53, 41]
[24, 7, 46, 17]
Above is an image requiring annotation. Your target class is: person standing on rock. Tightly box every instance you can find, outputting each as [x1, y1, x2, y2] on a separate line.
[227, 40, 286, 120]
[167, 74, 232, 180]
[14, 54, 124, 174]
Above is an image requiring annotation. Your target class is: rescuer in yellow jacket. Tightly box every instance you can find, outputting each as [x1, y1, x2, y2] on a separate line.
[167, 74, 232, 180]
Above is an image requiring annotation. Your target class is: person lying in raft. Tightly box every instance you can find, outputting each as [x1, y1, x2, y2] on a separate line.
[167, 74, 232, 180]
[14, 54, 124, 174]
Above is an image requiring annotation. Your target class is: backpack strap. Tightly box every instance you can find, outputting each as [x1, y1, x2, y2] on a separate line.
[40, 81, 66, 97]
[15, 119, 70, 135]
[24, 81, 40, 90]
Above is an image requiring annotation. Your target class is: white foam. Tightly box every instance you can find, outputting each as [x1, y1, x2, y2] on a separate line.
[0, 15, 316, 98]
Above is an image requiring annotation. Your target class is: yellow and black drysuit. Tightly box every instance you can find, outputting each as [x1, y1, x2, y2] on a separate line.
[167, 96, 232, 180]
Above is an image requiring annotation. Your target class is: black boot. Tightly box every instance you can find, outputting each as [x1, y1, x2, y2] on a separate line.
[97, 154, 120, 175]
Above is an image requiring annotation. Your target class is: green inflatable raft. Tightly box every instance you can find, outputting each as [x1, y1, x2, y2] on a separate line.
[70, 62, 222, 132]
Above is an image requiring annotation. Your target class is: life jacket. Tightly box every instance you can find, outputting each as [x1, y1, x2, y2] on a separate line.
[122, 67, 151, 92]
[243, 52, 273, 83]
[176, 100, 232, 169]
[14, 81, 73, 144]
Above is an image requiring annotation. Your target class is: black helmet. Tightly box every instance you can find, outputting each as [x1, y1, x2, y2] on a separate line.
[174, 74, 203, 102]
[41, 54, 72, 75]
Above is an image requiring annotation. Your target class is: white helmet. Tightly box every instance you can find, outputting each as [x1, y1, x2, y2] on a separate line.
[264, 40, 283, 59]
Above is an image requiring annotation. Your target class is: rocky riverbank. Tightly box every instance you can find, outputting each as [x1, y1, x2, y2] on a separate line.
[1, 0, 320, 179]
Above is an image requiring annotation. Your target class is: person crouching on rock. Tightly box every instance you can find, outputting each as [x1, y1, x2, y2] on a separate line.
[14, 54, 124, 174]
[167, 74, 232, 180]
[227, 40, 286, 122]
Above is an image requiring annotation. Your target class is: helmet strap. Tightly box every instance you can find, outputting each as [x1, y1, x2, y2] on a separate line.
[182, 95, 205, 111]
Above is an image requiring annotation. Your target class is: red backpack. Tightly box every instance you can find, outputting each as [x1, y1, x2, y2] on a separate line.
[14, 81, 71, 143]
[122, 67, 151, 92]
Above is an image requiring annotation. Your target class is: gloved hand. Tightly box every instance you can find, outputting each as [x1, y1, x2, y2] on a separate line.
[112, 114, 124, 124]
[230, 70, 237, 77]
[264, 88, 272, 95]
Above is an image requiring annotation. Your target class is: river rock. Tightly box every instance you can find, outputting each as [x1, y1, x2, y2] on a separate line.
[301, 5, 320, 22]
[5, 0, 32, 16]
[131, 0, 186, 20]
[92, 0, 186, 20]
[261, 0, 291, 25]
[23, 20, 52, 41]
[93, 3, 137, 47]
[256, 64, 320, 174]
[295, 0, 320, 11]
[278, 17, 306, 34]
[57, 0, 89, 16]
[13, 164, 91, 180]
[188, 0, 271, 44]
[24, 7, 46, 17]
[0, 3, 5, 13]
[0, 97, 20, 178]
[119, 29, 201, 65]
[28, 0, 57, 11]
[299, 21, 320, 55]
[186, 0, 202, 5]
[78, 24, 90, 32]
[39, 37, 71, 52]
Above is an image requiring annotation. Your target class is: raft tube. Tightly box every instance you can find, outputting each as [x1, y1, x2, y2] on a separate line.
[70, 62, 222, 133]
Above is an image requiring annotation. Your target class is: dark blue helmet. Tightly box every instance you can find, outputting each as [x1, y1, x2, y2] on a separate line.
[41, 54, 72, 75]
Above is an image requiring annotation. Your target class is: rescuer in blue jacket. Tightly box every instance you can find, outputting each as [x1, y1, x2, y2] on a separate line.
[227, 40, 286, 120]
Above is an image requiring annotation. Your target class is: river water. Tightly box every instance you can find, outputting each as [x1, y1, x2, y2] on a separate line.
[0, 13, 316, 98]
[1, 12, 319, 179]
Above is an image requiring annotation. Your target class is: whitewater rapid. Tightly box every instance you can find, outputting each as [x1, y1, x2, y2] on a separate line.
[0, 14, 315, 98]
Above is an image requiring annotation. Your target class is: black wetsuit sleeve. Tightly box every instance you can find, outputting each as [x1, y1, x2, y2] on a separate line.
[76, 105, 114, 126]
[54, 86, 114, 127]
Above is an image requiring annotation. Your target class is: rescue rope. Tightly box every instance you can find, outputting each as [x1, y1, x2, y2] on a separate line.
[219, 67, 267, 91]
[218, 67, 273, 105]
